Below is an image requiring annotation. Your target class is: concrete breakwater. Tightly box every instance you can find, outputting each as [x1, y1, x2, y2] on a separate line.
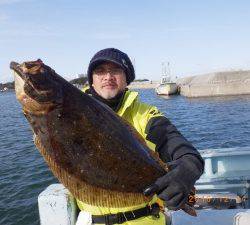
[177, 70, 250, 97]
[128, 81, 160, 89]
[74, 81, 160, 90]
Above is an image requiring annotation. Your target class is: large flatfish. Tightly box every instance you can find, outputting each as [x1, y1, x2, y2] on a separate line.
[10, 59, 195, 216]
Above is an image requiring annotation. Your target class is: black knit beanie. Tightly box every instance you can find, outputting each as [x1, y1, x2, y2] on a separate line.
[87, 48, 135, 85]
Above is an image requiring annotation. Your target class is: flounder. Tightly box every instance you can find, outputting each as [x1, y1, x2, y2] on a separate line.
[10, 59, 196, 216]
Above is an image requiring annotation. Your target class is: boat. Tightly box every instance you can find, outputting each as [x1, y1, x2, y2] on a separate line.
[0, 87, 8, 92]
[155, 81, 178, 95]
[38, 146, 250, 225]
[155, 62, 178, 95]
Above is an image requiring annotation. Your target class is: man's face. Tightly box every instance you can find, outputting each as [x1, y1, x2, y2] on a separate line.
[92, 62, 127, 99]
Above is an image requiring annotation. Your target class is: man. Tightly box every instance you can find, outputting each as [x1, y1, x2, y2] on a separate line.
[76, 48, 204, 225]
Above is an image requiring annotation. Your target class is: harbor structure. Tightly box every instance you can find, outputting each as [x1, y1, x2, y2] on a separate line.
[177, 70, 250, 98]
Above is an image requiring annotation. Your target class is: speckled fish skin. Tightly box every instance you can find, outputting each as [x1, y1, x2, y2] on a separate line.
[10, 60, 166, 194]
[10, 60, 198, 216]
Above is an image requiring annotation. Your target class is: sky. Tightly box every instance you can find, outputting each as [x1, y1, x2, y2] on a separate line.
[1, 0, 250, 83]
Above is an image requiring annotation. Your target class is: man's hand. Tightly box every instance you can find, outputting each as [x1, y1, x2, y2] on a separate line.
[144, 155, 201, 210]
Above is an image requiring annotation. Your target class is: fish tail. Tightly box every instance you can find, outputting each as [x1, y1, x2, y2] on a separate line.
[182, 204, 197, 217]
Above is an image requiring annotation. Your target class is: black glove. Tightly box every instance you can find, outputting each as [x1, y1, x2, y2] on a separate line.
[144, 154, 202, 210]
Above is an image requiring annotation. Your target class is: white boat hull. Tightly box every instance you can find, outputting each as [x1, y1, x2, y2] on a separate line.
[155, 83, 178, 95]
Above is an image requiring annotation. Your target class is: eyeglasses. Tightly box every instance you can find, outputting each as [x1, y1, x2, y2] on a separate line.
[93, 68, 124, 76]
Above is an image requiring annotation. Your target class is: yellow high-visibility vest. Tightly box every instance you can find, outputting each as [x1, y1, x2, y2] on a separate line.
[77, 88, 166, 225]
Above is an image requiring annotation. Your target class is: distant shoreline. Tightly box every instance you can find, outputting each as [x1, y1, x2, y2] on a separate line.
[128, 81, 160, 89]
[0, 80, 160, 92]
[0, 82, 14, 92]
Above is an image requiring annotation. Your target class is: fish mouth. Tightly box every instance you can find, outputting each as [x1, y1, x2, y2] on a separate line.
[10, 59, 52, 98]
[10, 59, 63, 114]
[10, 61, 34, 111]
[10, 61, 19, 70]
[10, 59, 44, 80]
[10, 61, 26, 80]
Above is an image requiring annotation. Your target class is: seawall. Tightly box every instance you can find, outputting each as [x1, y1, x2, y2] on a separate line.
[128, 81, 160, 89]
[177, 70, 250, 97]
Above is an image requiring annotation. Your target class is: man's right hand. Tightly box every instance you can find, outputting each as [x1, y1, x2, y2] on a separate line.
[143, 155, 201, 210]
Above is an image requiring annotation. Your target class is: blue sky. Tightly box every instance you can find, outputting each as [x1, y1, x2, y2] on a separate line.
[1, 0, 250, 83]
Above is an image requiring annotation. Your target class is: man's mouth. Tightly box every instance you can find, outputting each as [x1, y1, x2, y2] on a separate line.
[102, 83, 117, 89]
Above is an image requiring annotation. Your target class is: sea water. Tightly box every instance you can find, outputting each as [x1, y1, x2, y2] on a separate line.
[1, 90, 250, 225]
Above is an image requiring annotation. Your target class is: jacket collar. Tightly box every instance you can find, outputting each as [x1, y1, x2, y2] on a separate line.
[117, 90, 138, 116]
[83, 86, 138, 116]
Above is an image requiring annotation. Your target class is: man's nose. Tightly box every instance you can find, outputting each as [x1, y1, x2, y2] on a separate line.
[103, 72, 114, 80]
